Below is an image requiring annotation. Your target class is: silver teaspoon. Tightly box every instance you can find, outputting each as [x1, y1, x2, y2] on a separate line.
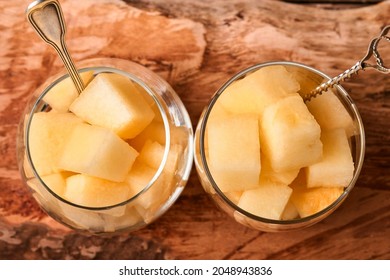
[304, 25, 390, 102]
[26, 0, 85, 93]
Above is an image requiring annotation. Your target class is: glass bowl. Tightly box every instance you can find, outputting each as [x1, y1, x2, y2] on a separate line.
[194, 61, 365, 232]
[17, 58, 194, 235]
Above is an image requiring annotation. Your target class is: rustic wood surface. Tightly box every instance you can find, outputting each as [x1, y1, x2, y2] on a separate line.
[0, 0, 389, 260]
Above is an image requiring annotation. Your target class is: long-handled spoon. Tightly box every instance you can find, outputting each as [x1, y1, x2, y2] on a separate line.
[26, 0, 85, 93]
[303, 25, 389, 102]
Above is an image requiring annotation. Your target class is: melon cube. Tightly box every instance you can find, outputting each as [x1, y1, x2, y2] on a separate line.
[64, 174, 131, 208]
[260, 154, 299, 185]
[305, 129, 354, 188]
[306, 89, 356, 136]
[28, 112, 84, 176]
[207, 113, 261, 192]
[70, 73, 155, 139]
[238, 182, 293, 220]
[290, 186, 344, 218]
[281, 200, 299, 220]
[260, 95, 322, 172]
[218, 65, 299, 118]
[128, 121, 166, 151]
[126, 162, 164, 209]
[224, 191, 243, 205]
[43, 71, 94, 112]
[58, 123, 138, 182]
[137, 140, 181, 174]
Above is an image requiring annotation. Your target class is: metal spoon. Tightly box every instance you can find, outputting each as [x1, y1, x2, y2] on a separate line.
[303, 25, 390, 102]
[26, 0, 85, 93]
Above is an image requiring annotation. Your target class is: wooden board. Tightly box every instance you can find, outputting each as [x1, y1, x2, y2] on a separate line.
[0, 0, 389, 259]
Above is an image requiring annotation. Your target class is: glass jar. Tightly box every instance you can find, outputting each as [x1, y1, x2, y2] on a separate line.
[17, 58, 193, 235]
[194, 61, 365, 232]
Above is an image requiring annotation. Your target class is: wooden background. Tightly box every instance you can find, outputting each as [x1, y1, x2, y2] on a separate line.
[0, 0, 389, 260]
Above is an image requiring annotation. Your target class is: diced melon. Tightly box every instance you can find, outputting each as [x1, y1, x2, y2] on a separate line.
[28, 112, 84, 176]
[40, 172, 69, 197]
[70, 73, 155, 139]
[306, 89, 356, 136]
[207, 113, 261, 192]
[64, 174, 131, 208]
[305, 129, 354, 188]
[260, 154, 299, 185]
[260, 95, 322, 172]
[224, 191, 243, 205]
[137, 140, 181, 174]
[128, 121, 166, 151]
[126, 162, 164, 209]
[290, 186, 344, 218]
[238, 182, 293, 220]
[58, 123, 138, 182]
[43, 71, 94, 112]
[218, 65, 300, 118]
[103, 205, 144, 232]
[281, 200, 299, 220]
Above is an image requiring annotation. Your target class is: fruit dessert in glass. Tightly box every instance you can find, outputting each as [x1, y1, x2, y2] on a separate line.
[18, 58, 193, 234]
[194, 61, 365, 231]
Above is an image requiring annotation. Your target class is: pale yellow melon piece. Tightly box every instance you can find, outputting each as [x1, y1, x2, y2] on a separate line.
[40, 172, 70, 197]
[218, 65, 300, 119]
[103, 206, 144, 232]
[290, 186, 344, 218]
[58, 123, 138, 182]
[260, 95, 323, 172]
[238, 182, 293, 220]
[43, 71, 94, 112]
[128, 121, 166, 151]
[281, 200, 299, 220]
[305, 129, 354, 188]
[137, 140, 182, 174]
[28, 112, 84, 176]
[64, 174, 131, 208]
[207, 113, 261, 192]
[58, 201, 106, 231]
[126, 162, 166, 209]
[306, 89, 356, 136]
[70, 73, 155, 139]
[259, 154, 299, 185]
[224, 191, 243, 205]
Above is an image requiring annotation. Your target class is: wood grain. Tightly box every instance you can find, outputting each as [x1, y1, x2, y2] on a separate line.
[0, 0, 389, 260]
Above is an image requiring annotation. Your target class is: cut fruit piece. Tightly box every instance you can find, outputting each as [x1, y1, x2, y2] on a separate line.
[43, 71, 94, 112]
[28, 112, 84, 176]
[207, 113, 261, 192]
[238, 182, 293, 220]
[40, 172, 69, 197]
[126, 162, 168, 209]
[64, 174, 131, 208]
[290, 186, 344, 218]
[306, 89, 356, 136]
[305, 129, 354, 188]
[260, 95, 322, 172]
[281, 200, 299, 220]
[70, 73, 155, 139]
[260, 154, 299, 185]
[224, 191, 243, 205]
[58, 123, 138, 182]
[218, 65, 300, 119]
[137, 140, 181, 174]
[128, 121, 166, 151]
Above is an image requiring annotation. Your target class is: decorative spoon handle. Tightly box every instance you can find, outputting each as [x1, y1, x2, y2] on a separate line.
[26, 0, 85, 93]
[304, 25, 390, 102]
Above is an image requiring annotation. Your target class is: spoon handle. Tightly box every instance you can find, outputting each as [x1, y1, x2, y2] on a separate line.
[26, 0, 85, 93]
[303, 25, 390, 102]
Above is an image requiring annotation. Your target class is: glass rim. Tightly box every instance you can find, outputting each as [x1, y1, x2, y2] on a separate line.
[199, 60, 366, 226]
[25, 65, 172, 211]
